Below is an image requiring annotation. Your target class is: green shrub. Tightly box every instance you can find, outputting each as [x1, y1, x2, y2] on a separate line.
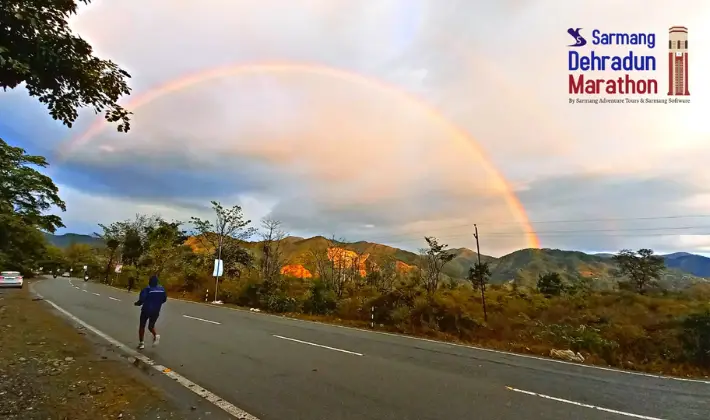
[262, 292, 299, 313]
[303, 280, 337, 315]
[680, 309, 710, 367]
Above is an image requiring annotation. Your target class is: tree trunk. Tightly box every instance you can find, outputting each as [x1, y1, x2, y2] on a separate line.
[104, 250, 115, 283]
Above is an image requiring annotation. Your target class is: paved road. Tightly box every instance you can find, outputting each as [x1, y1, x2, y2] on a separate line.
[33, 278, 710, 420]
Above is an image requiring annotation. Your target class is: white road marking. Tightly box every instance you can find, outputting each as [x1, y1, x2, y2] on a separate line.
[73, 286, 80, 290]
[95, 280, 710, 385]
[108, 297, 121, 301]
[31, 288, 258, 420]
[92, 293, 100, 296]
[183, 315, 221, 325]
[505, 386, 664, 420]
[82, 289, 88, 293]
[273, 335, 363, 356]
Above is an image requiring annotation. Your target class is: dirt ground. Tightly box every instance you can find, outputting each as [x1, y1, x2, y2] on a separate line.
[0, 286, 187, 420]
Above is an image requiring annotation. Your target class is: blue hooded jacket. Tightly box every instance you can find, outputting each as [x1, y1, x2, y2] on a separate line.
[135, 275, 167, 314]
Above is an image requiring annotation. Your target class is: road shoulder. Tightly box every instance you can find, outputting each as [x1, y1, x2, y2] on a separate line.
[0, 284, 228, 420]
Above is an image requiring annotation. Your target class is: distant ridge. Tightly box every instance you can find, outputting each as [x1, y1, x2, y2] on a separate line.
[43, 232, 104, 248]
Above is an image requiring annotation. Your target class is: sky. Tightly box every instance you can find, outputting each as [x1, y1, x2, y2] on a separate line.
[2, 0, 710, 257]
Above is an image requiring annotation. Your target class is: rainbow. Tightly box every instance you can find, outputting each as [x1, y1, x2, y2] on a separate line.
[58, 61, 541, 248]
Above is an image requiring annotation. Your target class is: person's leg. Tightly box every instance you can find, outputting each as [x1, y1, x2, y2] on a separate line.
[138, 312, 149, 348]
[148, 313, 161, 346]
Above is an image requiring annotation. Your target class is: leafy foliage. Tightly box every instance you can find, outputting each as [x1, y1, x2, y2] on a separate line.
[0, 214, 47, 273]
[468, 261, 491, 321]
[537, 272, 564, 297]
[0, 0, 132, 131]
[681, 310, 710, 367]
[420, 236, 455, 294]
[0, 139, 65, 232]
[468, 261, 491, 290]
[0, 139, 65, 274]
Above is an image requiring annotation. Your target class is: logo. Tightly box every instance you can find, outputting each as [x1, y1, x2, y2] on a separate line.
[667, 26, 690, 96]
[567, 28, 587, 47]
[564, 27, 691, 104]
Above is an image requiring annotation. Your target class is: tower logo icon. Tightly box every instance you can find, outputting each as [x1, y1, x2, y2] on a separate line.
[668, 26, 690, 96]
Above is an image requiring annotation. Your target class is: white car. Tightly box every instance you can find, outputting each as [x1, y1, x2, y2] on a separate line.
[0, 271, 23, 289]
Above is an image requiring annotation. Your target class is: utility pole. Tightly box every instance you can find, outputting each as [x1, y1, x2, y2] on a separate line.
[473, 224, 488, 322]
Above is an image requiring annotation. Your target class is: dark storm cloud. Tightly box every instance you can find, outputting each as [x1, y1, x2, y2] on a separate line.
[52, 145, 303, 203]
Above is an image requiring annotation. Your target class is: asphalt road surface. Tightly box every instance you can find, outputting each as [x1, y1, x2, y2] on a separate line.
[33, 278, 710, 420]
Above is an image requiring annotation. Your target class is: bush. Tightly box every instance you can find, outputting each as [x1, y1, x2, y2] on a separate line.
[262, 291, 300, 313]
[681, 310, 710, 367]
[536, 322, 619, 363]
[537, 272, 563, 297]
[303, 280, 337, 315]
[114, 265, 138, 288]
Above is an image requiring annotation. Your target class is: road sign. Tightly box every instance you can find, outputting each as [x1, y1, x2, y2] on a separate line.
[212, 259, 223, 277]
[115, 264, 123, 273]
[70, 268, 73, 272]
[83, 265, 87, 270]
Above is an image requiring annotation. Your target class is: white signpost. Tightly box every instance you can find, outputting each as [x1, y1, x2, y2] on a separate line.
[212, 259, 224, 277]
[212, 259, 224, 303]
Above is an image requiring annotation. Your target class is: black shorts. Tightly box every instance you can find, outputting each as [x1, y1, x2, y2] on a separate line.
[139, 311, 160, 329]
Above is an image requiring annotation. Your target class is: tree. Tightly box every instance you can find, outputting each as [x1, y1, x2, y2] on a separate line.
[0, 139, 65, 231]
[307, 237, 336, 290]
[0, 215, 48, 274]
[612, 249, 665, 294]
[63, 242, 95, 272]
[367, 255, 399, 292]
[142, 220, 188, 277]
[1, 0, 132, 132]
[467, 261, 491, 321]
[190, 201, 256, 277]
[258, 217, 286, 289]
[122, 227, 143, 266]
[37, 244, 67, 273]
[96, 222, 122, 282]
[0, 140, 65, 273]
[305, 236, 353, 298]
[421, 236, 455, 295]
[537, 272, 564, 297]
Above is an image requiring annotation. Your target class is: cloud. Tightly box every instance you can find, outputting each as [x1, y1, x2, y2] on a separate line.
[2, 0, 710, 256]
[517, 173, 710, 252]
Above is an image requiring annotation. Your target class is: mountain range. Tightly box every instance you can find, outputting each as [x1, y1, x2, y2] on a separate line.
[45, 232, 710, 288]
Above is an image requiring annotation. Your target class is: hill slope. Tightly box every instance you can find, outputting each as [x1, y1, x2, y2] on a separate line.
[489, 248, 615, 285]
[44, 233, 104, 248]
[663, 253, 710, 277]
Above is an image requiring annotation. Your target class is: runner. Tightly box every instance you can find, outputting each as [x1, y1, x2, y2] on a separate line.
[134, 275, 167, 350]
